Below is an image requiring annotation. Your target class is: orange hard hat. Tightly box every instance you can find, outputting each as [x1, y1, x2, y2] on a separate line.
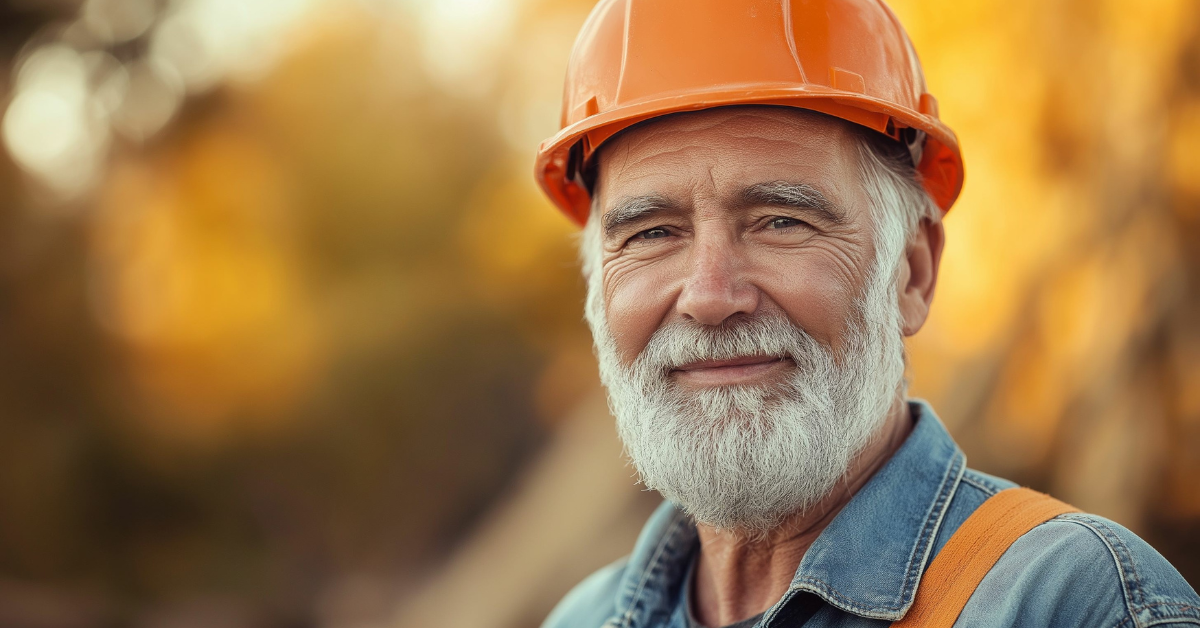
[534, 0, 964, 226]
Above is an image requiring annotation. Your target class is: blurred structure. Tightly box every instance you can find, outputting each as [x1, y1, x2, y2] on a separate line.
[0, 0, 1195, 627]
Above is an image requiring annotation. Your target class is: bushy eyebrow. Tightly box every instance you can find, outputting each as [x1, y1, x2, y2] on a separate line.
[602, 181, 844, 237]
[602, 194, 678, 236]
[738, 181, 846, 224]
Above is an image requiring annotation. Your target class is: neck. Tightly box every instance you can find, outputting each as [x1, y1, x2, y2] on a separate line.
[690, 397, 915, 627]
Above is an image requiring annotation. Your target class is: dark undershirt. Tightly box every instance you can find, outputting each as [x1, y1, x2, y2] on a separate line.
[680, 554, 824, 628]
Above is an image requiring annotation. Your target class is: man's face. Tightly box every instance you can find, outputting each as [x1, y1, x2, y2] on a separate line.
[593, 107, 880, 373]
[584, 106, 911, 532]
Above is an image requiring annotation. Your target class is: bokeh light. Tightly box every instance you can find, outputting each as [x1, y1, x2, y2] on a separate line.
[0, 0, 1195, 626]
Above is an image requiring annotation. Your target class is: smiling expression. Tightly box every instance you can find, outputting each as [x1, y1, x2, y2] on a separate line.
[591, 106, 885, 388]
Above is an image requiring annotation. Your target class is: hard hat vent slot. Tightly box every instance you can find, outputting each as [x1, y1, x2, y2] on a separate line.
[830, 67, 866, 94]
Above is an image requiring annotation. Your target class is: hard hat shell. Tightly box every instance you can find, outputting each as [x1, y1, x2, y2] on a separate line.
[534, 0, 964, 226]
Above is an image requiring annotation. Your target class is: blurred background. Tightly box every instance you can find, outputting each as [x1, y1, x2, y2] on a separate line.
[0, 0, 1196, 626]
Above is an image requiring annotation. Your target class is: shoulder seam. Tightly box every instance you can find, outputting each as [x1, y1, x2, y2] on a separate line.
[1056, 514, 1143, 627]
[1111, 602, 1200, 628]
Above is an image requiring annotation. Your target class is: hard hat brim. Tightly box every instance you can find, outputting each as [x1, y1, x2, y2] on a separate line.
[534, 86, 964, 227]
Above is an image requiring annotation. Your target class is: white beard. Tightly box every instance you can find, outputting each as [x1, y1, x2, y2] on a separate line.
[586, 258, 907, 535]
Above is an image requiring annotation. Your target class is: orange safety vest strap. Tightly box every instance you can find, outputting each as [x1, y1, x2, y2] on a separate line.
[891, 487, 1080, 628]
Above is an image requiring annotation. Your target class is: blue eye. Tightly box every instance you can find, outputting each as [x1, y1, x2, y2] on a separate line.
[637, 227, 670, 239]
[768, 217, 803, 229]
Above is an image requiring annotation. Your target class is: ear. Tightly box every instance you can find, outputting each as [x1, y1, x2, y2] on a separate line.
[897, 218, 944, 336]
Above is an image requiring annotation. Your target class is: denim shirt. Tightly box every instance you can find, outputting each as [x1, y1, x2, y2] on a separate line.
[542, 401, 1200, 628]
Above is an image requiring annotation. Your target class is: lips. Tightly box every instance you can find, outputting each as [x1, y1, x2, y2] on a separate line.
[672, 355, 790, 372]
[668, 355, 794, 387]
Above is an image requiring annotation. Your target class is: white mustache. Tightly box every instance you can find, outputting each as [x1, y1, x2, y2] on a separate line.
[633, 310, 823, 376]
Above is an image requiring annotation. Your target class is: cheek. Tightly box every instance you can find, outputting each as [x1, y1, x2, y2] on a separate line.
[603, 259, 680, 364]
[753, 252, 862, 352]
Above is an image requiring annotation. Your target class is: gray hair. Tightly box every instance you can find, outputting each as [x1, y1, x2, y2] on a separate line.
[853, 133, 941, 285]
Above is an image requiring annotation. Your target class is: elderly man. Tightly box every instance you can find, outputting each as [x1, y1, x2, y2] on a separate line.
[532, 1, 1200, 627]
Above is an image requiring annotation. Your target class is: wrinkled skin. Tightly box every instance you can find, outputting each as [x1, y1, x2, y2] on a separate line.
[589, 106, 945, 626]
[593, 107, 941, 378]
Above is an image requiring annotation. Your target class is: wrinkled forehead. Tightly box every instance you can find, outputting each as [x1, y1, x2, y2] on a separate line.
[591, 106, 866, 210]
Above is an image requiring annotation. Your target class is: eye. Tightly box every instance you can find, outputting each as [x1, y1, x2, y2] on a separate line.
[634, 227, 670, 240]
[767, 217, 805, 230]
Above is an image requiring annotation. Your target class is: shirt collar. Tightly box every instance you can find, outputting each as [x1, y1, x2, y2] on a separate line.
[610, 400, 966, 627]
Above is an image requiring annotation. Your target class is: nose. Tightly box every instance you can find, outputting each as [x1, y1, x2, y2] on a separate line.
[675, 233, 759, 326]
